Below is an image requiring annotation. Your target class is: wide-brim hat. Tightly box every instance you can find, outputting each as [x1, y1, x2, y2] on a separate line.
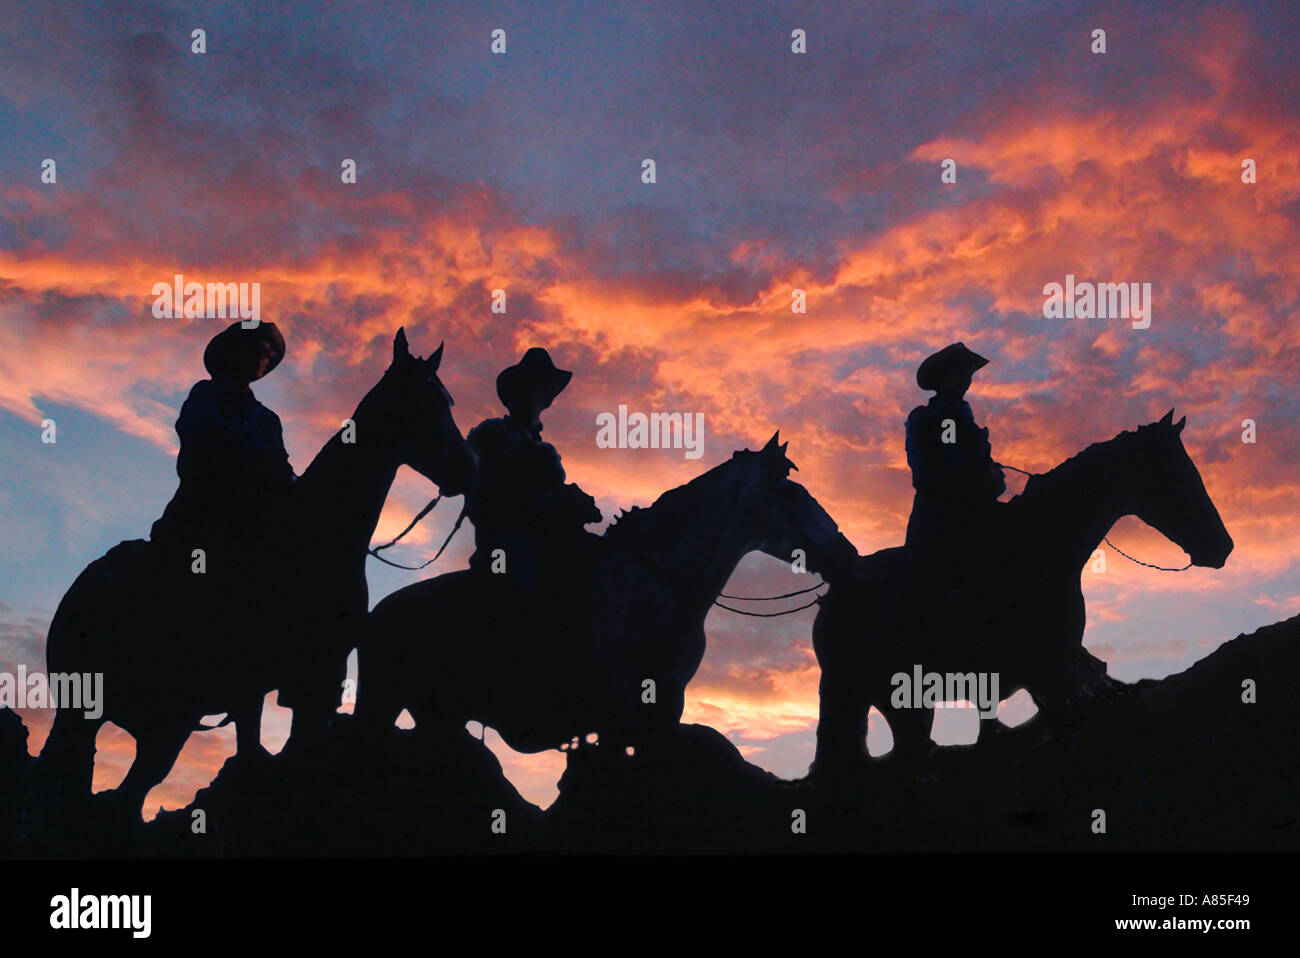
[203, 321, 286, 381]
[496, 347, 573, 410]
[916, 341, 989, 391]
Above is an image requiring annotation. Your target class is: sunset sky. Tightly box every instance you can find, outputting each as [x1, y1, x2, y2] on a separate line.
[1, 1, 1297, 816]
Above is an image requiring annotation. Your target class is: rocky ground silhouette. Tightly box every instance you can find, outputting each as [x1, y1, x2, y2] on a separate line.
[3, 613, 1296, 856]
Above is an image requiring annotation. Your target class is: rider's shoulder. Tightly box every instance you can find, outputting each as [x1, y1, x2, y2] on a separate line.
[468, 417, 510, 441]
[185, 379, 221, 403]
[177, 380, 226, 425]
[250, 399, 283, 427]
[467, 417, 515, 457]
[913, 397, 974, 419]
[906, 403, 939, 427]
[536, 438, 563, 466]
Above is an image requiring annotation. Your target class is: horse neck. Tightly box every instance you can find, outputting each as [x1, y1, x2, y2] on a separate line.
[1026, 432, 1145, 571]
[290, 409, 401, 559]
[629, 480, 755, 607]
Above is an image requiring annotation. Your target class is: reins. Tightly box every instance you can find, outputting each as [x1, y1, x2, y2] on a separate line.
[713, 594, 826, 617]
[366, 494, 468, 571]
[619, 538, 830, 618]
[714, 580, 829, 617]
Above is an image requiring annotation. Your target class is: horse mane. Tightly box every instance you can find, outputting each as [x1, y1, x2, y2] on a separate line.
[1015, 422, 1159, 506]
[295, 374, 389, 488]
[604, 455, 741, 547]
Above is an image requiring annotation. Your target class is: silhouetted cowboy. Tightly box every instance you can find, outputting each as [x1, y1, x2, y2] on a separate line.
[903, 342, 1004, 577]
[465, 348, 600, 594]
[150, 321, 294, 575]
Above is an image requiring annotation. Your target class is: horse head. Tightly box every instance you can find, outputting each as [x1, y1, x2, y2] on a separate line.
[1127, 409, 1233, 569]
[730, 431, 856, 580]
[357, 328, 474, 496]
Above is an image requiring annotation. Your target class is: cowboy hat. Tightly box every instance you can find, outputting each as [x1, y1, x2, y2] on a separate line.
[203, 321, 286, 381]
[916, 342, 989, 391]
[496, 347, 573, 410]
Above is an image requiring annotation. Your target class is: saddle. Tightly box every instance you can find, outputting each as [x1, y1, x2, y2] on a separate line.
[470, 531, 600, 658]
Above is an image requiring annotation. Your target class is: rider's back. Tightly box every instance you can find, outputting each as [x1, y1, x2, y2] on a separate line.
[151, 378, 294, 574]
[465, 415, 599, 587]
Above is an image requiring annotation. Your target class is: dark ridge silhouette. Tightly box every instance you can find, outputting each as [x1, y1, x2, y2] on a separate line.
[0, 707, 31, 856]
[142, 715, 547, 858]
[5, 612, 1295, 855]
[546, 612, 1299, 854]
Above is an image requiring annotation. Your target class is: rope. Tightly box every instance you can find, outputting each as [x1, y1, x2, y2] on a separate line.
[620, 538, 832, 617]
[366, 496, 466, 571]
[369, 495, 440, 553]
[718, 582, 826, 601]
[994, 460, 1191, 573]
[714, 593, 827, 617]
[367, 551, 441, 572]
[1101, 536, 1192, 572]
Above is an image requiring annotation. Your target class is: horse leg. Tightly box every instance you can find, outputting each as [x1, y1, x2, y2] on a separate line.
[110, 722, 192, 822]
[230, 692, 270, 762]
[286, 691, 332, 749]
[976, 702, 1016, 748]
[354, 632, 408, 734]
[353, 680, 405, 733]
[1021, 654, 1093, 745]
[39, 710, 103, 805]
[883, 701, 934, 762]
[977, 703, 1007, 743]
[811, 672, 868, 779]
[284, 646, 349, 750]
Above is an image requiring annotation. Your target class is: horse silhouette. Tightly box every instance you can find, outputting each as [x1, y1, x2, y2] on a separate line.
[356, 433, 856, 757]
[811, 410, 1233, 776]
[39, 329, 472, 820]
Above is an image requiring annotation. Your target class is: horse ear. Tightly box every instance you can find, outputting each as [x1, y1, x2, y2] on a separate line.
[1159, 407, 1174, 426]
[393, 327, 410, 364]
[1175, 415, 1186, 433]
[426, 341, 444, 372]
[762, 431, 781, 454]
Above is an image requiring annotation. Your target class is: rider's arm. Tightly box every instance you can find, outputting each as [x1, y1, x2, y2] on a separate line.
[977, 424, 1006, 498]
[248, 405, 295, 486]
